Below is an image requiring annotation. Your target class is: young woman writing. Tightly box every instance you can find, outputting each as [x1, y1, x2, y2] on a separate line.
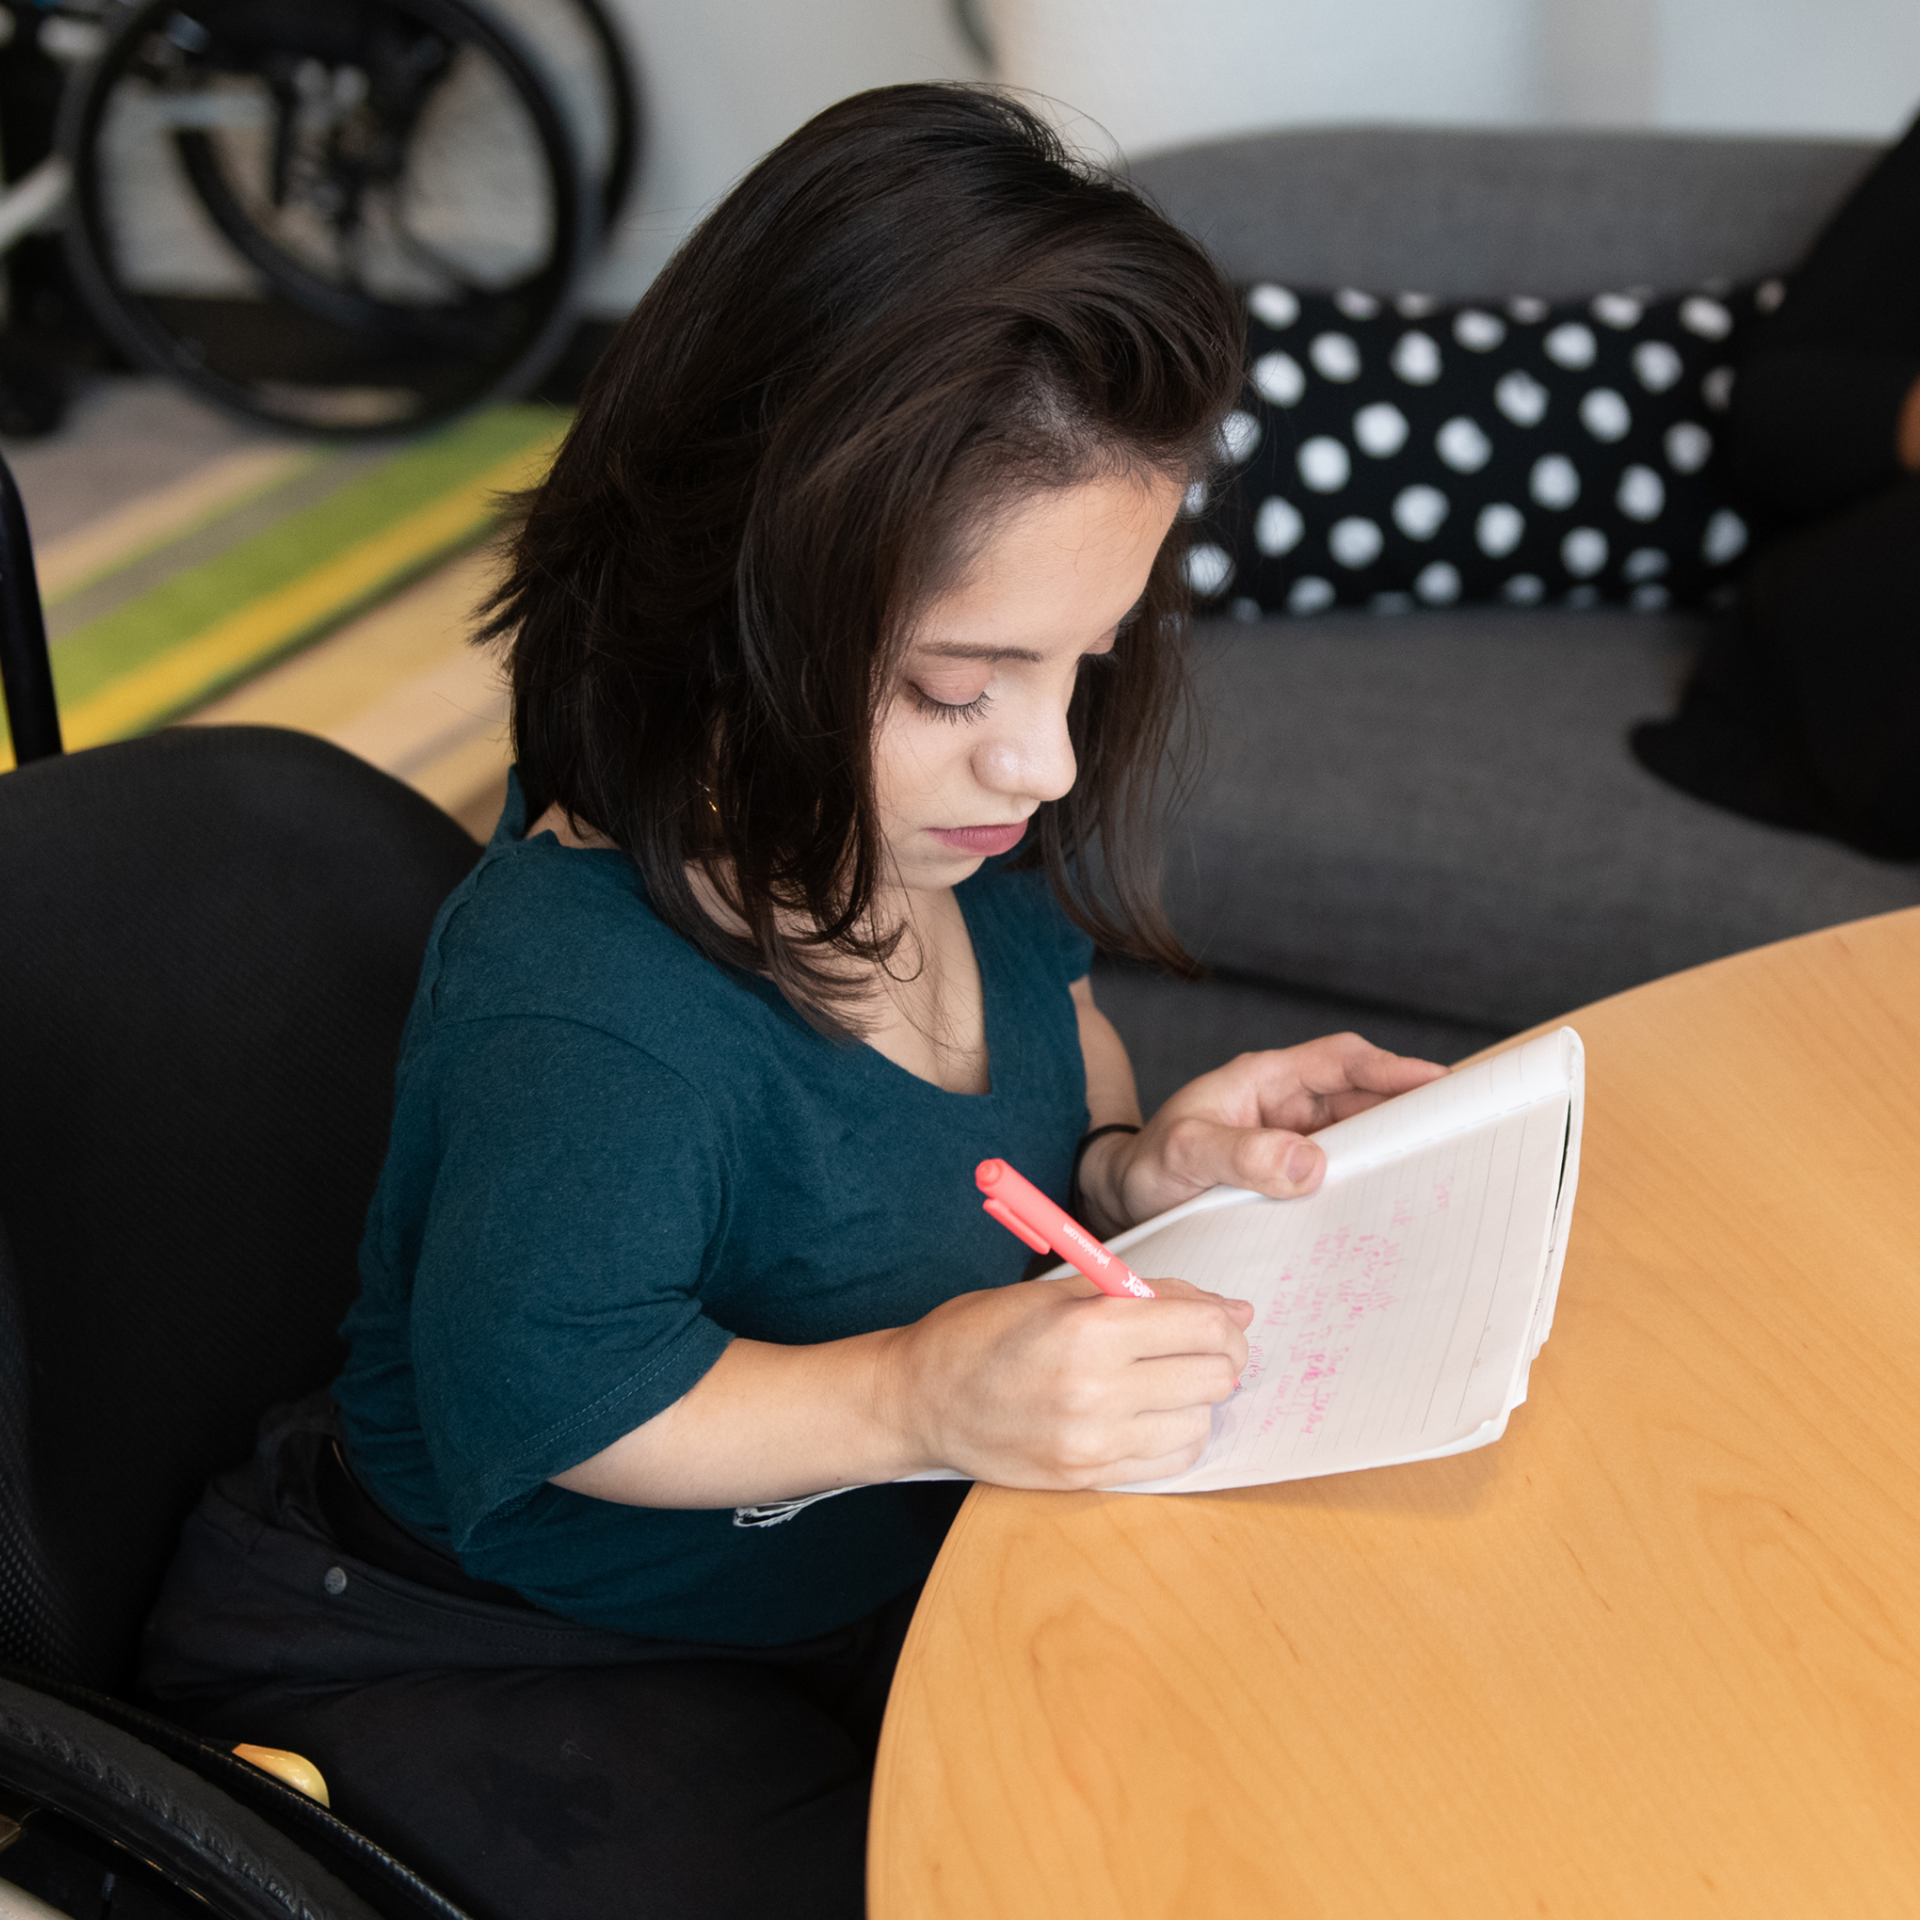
[142, 84, 1442, 1920]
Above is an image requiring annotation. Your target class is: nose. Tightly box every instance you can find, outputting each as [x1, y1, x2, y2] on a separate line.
[973, 700, 1078, 805]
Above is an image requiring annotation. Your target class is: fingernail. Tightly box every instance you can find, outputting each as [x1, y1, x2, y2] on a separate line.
[1284, 1142, 1319, 1184]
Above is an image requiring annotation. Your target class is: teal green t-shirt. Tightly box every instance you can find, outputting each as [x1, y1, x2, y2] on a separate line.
[333, 774, 1093, 1647]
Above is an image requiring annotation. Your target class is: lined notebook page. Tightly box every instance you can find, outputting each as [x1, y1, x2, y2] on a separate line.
[752, 1030, 1583, 1524]
[1110, 1027, 1584, 1493]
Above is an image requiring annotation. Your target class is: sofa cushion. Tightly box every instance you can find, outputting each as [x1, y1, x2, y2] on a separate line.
[1128, 128, 1879, 302]
[1163, 609, 1920, 1030]
[1190, 281, 1770, 618]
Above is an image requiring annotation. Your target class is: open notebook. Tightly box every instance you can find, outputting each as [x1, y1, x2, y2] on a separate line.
[1084, 1024, 1584, 1493]
[732, 1028, 1583, 1525]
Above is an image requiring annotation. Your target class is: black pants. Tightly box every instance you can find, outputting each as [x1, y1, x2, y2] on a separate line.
[139, 1396, 918, 1920]
[1632, 114, 1920, 858]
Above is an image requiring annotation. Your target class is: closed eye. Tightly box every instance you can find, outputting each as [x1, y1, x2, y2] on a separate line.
[910, 685, 993, 725]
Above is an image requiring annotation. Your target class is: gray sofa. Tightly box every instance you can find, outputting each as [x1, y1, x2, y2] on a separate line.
[1090, 127, 1920, 1108]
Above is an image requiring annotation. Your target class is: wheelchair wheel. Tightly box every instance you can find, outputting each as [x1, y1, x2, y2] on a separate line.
[0, 1675, 379, 1920]
[488, 0, 640, 231]
[59, 0, 594, 433]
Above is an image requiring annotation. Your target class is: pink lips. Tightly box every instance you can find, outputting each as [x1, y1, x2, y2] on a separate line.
[931, 819, 1028, 857]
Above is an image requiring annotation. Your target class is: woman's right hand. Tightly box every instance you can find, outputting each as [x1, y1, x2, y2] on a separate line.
[890, 1274, 1253, 1489]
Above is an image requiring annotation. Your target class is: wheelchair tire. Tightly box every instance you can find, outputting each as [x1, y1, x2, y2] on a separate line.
[58, 0, 594, 434]
[491, 0, 641, 231]
[0, 1675, 380, 1920]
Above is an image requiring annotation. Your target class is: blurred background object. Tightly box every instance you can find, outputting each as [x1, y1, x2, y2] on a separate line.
[2, 0, 1913, 842]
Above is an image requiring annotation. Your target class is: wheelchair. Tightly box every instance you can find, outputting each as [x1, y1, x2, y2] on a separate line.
[0, 0, 640, 431]
[0, 431, 490, 1914]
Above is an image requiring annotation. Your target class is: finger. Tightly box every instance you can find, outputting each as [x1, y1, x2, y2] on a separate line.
[1121, 1351, 1245, 1409]
[1282, 1033, 1449, 1114]
[1140, 1273, 1255, 1321]
[1094, 1293, 1254, 1361]
[1087, 1422, 1219, 1487]
[1161, 1114, 1326, 1199]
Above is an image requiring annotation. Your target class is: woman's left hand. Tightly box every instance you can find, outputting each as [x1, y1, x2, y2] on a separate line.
[1076, 1034, 1449, 1236]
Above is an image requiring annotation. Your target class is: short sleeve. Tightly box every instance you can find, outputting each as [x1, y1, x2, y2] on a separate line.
[1048, 889, 1096, 983]
[406, 1015, 734, 1547]
[988, 862, 1094, 982]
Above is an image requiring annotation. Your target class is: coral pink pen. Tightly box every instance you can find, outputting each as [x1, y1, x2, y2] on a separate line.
[975, 1158, 1157, 1298]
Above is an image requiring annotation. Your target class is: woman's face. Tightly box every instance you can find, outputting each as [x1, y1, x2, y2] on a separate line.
[874, 467, 1185, 896]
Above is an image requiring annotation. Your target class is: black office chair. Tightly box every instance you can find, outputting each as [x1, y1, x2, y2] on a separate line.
[0, 449, 484, 1917]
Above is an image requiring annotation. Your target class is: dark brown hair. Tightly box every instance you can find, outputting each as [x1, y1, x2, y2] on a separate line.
[483, 84, 1242, 1031]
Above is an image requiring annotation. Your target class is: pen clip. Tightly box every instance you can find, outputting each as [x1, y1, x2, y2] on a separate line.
[982, 1196, 1052, 1255]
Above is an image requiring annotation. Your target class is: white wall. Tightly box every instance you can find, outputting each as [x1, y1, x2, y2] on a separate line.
[585, 0, 982, 311]
[584, 0, 1919, 311]
[974, 0, 1541, 156]
[978, 0, 1920, 154]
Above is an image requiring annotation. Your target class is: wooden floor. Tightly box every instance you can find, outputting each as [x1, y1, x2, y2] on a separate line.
[5, 379, 515, 841]
[186, 548, 512, 842]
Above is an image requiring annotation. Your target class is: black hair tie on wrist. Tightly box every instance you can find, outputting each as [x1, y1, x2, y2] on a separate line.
[1068, 1121, 1141, 1222]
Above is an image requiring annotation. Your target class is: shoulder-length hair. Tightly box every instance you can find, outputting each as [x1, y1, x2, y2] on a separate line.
[483, 83, 1243, 1033]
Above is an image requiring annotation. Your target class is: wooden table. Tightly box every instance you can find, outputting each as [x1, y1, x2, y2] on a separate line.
[871, 908, 1920, 1919]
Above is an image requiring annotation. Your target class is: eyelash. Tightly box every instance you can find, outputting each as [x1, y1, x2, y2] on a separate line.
[910, 686, 993, 725]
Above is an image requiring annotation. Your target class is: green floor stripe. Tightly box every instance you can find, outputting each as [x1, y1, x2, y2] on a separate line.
[46, 404, 562, 712]
[45, 448, 357, 643]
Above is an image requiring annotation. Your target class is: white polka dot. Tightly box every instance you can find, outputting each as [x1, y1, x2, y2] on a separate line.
[1507, 295, 1549, 323]
[1254, 495, 1304, 555]
[1185, 543, 1233, 596]
[1334, 287, 1380, 319]
[1664, 421, 1713, 473]
[1755, 278, 1787, 314]
[1252, 351, 1305, 407]
[1476, 502, 1525, 557]
[1182, 480, 1210, 517]
[1395, 291, 1436, 317]
[1616, 464, 1665, 520]
[1230, 596, 1263, 621]
[1247, 283, 1299, 329]
[1562, 527, 1608, 577]
[1702, 366, 1736, 412]
[1287, 576, 1336, 615]
[1703, 508, 1748, 564]
[1392, 484, 1450, 540]
[1218, 410, 1261, 463]
[1630, 582, 1671, 611]
[1503, 573, 1546, 604]
[1436, 416, 1493, 472]
[1454, 308, 1506, 351]
[1495, 369, 1550, 427]
[1391, 331, 1442, 385]
[1329, 517, 1384, 568]
[1544, 322, 1597, 369]
[1566, 584, 1601, 609]
[1632, 340, 1683, 392]
[1370, 592, 1415, 615]
[1680, 295, 1733, 339]
[1625, 547, 1668, 581]
[1310, 333, 1362, 382]
[1353, 402, 1409, 457]
[1591, 292, 1644, 329]
[1580, 388, 1632, 442]
[1297, 436, 1351, 492]
[1415, 561, 1461, 605]
[1529, 453, 1580, 510]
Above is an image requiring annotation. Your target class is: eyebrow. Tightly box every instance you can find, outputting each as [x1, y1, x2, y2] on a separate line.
[914, 642, 1047, 664]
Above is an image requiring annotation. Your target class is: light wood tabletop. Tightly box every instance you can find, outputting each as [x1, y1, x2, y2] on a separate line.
[870, 907, 1920, 1920]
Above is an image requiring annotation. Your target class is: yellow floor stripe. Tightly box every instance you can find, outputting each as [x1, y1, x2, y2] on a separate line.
[35, 445, 316, 606]
[58, 437, 554, 751]
[186, 546, 499, 736]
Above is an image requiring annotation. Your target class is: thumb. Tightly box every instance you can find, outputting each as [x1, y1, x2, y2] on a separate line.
[1173, 1118, 1325, 1200]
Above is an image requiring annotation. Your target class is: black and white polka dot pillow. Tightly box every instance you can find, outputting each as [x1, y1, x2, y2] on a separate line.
[1188, 280, 1781, 617]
